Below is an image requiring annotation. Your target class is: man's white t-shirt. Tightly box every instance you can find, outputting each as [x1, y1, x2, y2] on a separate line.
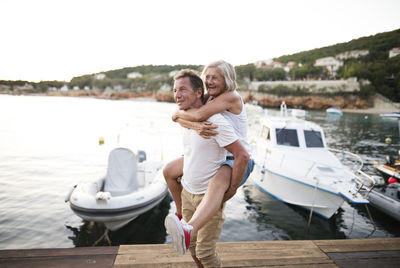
[181, 113, 238, 194]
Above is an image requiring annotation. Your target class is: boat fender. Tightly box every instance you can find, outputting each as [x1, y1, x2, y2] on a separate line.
[388, 177, 398, 184]
[65, 185, 77, 203]
[95, 191, 112, 201]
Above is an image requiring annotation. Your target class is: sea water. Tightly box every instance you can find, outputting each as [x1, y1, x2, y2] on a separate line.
[0, 94, 399, 249]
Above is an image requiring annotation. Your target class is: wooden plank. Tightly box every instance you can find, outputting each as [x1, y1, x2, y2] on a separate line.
[0, 254, 115, 268]
[327, 250, 400, 260]
[221, 257, 335, 268]
[0, 247, 118, 258]
[0, 247, 118, 268]
[313, 238, 400, 253]
[3, 238, 400, 268]
[263, 265, 337, 268]
[327, 251, 400, 268]
[115, 241, 335, 268]
[118, 240, 319, 255]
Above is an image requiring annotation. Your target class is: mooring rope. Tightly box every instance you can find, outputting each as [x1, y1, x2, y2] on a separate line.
[365, 204, 376, 238]
[306, 178, 319, 238]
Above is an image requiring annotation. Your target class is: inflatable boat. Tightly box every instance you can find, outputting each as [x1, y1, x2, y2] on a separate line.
[66, 147, 168, 231]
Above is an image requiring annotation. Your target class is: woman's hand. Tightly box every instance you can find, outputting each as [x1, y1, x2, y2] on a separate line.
[172, 110, 180, 122]
[193, 121, 218, 139]
[222, 186, 237, 203]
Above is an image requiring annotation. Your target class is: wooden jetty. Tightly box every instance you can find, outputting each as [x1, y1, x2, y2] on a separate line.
[1, 238, 399, 267]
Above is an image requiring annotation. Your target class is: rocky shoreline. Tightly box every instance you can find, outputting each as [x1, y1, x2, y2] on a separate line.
[156, 90, 382, 112]
[3, 89, 398, 114]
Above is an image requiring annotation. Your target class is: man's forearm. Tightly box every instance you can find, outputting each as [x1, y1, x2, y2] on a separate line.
[175, 118, 195, 129]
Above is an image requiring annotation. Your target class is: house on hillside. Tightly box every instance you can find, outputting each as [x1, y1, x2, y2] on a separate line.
[169, 70, 179, 77]
[60, 85, 69, 92]
[255, 60, 297, 73]
[254, 59, 272, 68]
[284, 61, 297, 72]
[14, 83, 35, 93]
[127, 72, 143, 79]
[258, 61, 285, 69]
[336, 50, 369, 60]
[314, 57, 343, 76]
[389, 47, 400, 58]
[94, 73, 106, 80]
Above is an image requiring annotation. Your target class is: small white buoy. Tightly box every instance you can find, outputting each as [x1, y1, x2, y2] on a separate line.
[385, 137, 392, 144]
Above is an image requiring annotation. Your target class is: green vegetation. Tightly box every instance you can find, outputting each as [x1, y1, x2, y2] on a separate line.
[0, 80, 64, 93]
[274, 29, 400, 101]
[69, 65, 203, 92]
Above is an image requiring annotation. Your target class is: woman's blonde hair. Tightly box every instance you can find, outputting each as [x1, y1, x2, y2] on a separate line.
[201, 60, 237, 92]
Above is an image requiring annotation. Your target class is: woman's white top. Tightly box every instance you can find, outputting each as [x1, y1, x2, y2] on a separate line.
[212, 91, 251, 156]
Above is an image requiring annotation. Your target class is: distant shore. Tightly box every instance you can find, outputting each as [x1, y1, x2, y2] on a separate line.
[2, 90, 398, 114]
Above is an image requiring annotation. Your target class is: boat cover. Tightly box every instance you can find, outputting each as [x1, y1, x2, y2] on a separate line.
[104, 148, 139, 196]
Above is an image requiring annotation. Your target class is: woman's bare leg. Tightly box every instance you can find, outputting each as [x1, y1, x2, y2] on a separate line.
[188, 165, 231, 232]
[163, 157, 184, 215]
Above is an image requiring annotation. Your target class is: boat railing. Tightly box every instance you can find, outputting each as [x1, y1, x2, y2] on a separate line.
[328, 148, 376, 194]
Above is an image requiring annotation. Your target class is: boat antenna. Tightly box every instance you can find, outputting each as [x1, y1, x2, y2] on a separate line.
[280, 102, 288, 117]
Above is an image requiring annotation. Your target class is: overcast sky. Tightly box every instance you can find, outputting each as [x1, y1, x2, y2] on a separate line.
[1, 0, 399, 82]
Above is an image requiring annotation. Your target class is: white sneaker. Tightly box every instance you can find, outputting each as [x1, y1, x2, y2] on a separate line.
[164, 214, 192, 255]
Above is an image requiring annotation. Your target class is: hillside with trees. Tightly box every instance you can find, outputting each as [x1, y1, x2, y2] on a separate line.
[1, 29, 399, 102]
[274, 28, 400, 101]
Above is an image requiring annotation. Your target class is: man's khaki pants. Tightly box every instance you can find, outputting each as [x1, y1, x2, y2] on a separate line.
[181, 188, 225, 268]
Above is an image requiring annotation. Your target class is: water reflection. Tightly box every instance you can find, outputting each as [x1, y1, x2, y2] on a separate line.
[352, 203, 400, 236]
[66, 195, 170, 246]
[244, 184, 354, 240]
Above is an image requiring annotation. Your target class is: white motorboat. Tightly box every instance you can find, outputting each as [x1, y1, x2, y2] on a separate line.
[66, 147, 168, 231]
[326, 106, 343, 116]
[380, 112, 400, 119]
[288, 108, 307, 118]
[251, 103, 369, 219]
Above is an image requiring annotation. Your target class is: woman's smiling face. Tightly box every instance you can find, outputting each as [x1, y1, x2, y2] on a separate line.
[204, 67, 226, 97]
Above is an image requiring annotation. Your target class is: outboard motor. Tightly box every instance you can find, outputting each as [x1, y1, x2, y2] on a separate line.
[372, 176, 385, 187]
[386, 155, 395, 165]
[138, 150, 147, 163]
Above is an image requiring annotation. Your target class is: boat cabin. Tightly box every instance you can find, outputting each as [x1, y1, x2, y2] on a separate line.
[260, 117, 327, 150]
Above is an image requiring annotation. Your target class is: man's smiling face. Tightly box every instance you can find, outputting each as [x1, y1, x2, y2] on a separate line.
[173, 76, 199, 110]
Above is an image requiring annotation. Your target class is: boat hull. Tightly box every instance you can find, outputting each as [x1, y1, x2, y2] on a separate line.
[362, 188, 400, 221]
[252, 165, 345, 219]
[69, 167, 168, 231]
[71, 192, 167, 230]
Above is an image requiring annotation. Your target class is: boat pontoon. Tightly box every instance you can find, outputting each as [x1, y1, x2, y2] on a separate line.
[66, 147, 168, 231]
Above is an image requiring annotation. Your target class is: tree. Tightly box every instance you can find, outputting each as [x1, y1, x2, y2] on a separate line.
[235, 64, 256, 81]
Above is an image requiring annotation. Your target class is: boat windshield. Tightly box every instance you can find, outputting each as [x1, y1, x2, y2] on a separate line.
[276, 128, 299, 147]
[304, 130, 324, 148]
[261, 125, 270, 141]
